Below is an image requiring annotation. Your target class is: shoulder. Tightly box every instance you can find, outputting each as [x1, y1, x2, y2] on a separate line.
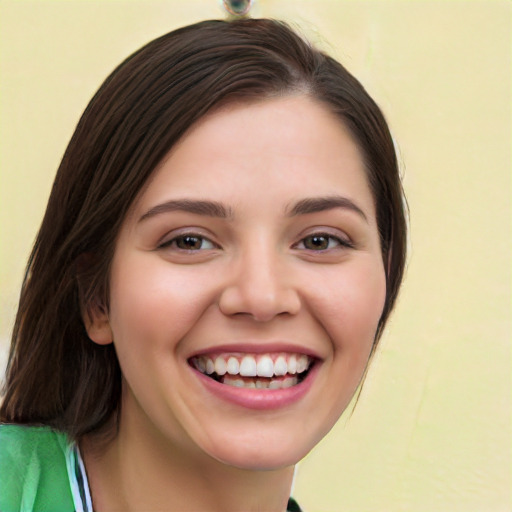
[0, 423, 69, 456]
[0, 424, 75, 512]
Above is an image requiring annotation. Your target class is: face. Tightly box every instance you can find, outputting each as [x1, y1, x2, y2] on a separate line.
[87, 95, 386, 470]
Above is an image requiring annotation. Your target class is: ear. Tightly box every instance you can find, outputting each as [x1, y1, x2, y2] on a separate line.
[76, 253, 113, 345]
[82, 300, 113, 345]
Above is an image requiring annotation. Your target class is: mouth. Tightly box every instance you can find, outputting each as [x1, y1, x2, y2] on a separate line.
[189, 352, 315, 390]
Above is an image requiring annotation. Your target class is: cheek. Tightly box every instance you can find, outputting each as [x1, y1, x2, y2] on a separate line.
[311, 257, 387, 355]
[107, 255, 218, 355]
[309, 259, 386, 426]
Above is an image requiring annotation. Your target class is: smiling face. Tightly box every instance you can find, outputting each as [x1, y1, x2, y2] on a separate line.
[86, 95, 386, 470]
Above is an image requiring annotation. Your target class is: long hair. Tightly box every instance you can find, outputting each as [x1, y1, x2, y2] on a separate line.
[1, 19, 407, 438]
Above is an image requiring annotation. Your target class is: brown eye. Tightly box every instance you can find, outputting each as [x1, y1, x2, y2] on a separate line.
[176, 235, 204, 250]
[297, 233, 351, 251]
[160, 234, 216, 251]
[303, 235, 331, 250]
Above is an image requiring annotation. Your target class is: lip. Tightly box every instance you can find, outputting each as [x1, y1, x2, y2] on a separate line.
[191, 360, 320, 410]
[189, 342, 322, 359]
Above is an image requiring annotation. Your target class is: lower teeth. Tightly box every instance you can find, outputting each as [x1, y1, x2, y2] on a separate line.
[221, 375, 299, 389]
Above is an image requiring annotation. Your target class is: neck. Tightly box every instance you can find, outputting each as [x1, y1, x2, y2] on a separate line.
[81, 408, 295, 512]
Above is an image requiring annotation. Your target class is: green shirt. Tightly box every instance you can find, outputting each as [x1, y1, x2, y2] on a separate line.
[0, 424, 302, 512]
[0, 425, 86, 511]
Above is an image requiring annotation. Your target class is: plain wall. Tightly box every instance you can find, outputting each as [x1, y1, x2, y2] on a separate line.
[0, 1, 510, 510]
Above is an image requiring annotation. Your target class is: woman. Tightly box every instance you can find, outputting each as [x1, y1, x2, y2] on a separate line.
[0, 18, 406, 512]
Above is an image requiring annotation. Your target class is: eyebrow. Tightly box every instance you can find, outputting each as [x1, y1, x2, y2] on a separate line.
[138, 199, 233, 222]
[138, 195, 367, 223]
[286, 195, 368, 222]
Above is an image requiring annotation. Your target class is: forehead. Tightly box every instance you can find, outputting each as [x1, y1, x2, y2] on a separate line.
[129, 95, 376, 221]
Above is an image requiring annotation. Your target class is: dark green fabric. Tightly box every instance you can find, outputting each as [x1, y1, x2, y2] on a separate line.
[287, 496, 303, 511]
[0, 424, 75, 512]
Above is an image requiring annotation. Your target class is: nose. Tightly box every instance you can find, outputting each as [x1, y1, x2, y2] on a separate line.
[218, 244, 301, 322]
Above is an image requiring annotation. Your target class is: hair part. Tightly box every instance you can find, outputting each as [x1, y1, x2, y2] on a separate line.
[1, 19, 407, 439]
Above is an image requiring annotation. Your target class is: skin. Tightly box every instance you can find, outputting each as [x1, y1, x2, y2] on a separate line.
[83, 95, 386, 511]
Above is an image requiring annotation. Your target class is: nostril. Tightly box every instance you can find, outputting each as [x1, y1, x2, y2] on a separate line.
[218, 284, 301, 322]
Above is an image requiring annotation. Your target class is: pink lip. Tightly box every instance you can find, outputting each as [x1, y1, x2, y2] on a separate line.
[191, 362, 319, 411]
[190, 342, 321, 359]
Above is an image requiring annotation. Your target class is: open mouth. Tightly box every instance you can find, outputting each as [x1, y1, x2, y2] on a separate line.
[190, 353, 315, 390]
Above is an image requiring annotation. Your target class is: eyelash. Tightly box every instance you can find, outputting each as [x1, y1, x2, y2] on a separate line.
[158, 231, 352, 253]
[158, 233, 218, 252]
[293, 233, 353, 252]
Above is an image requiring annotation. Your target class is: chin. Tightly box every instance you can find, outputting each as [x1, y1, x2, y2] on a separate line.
[215, 451, 303, 472]
[203, 431, 318, 471]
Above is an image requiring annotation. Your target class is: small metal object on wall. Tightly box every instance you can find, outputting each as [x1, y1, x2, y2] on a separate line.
[222, 0, 253, 17]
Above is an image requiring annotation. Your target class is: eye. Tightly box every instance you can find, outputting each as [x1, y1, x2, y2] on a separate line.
[159, 234, 217, 251]
[295, 233, 351, 251]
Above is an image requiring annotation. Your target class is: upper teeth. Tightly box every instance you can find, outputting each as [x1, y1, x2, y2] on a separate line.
[193, 353, 312, 378]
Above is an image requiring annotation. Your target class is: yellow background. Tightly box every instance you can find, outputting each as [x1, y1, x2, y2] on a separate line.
[0, 1, 510, 510]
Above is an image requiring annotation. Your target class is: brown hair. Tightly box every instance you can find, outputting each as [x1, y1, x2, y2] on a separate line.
[1, 19, 407, 438]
